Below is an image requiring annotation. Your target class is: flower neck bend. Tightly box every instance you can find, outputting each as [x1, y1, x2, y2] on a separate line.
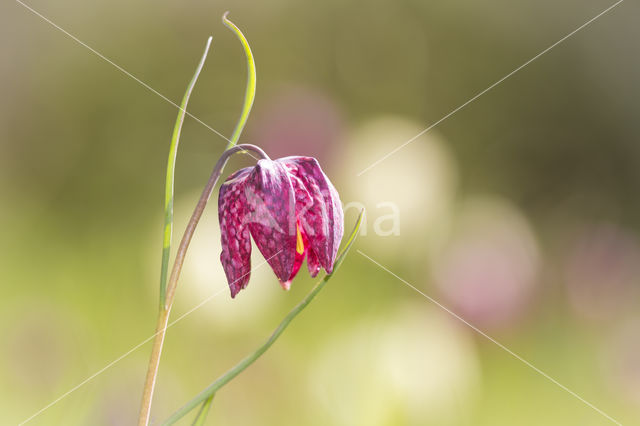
[222, 144, 271, 163]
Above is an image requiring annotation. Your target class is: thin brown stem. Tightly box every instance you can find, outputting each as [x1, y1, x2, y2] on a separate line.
[137, 144, 269, 426]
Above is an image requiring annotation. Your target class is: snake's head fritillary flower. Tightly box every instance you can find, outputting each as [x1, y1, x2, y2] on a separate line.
[218, 156, 343, 297]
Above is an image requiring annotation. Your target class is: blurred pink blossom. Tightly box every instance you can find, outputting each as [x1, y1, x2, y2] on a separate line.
[434, 199, 539, 330]
[564, 224, 640, 322]
[603, 318, 640, 406]
[249, 87, 343, 166]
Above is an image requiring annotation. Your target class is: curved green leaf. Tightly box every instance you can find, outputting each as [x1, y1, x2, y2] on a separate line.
[223, 12, 257, 149]
[160, 37, 212, 306]
[190, 394, 214, 426]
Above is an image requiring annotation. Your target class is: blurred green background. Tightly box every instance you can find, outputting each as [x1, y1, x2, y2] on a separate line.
[2, 0, 639, 425]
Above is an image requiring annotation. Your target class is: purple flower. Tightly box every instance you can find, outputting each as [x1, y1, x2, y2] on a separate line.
[218, 156, 344, 297]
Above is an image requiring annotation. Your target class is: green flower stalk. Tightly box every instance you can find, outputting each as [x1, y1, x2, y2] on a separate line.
[138, 36, 213, 426]
[138, 142, 270, 426]
[138, 13, 258, 425]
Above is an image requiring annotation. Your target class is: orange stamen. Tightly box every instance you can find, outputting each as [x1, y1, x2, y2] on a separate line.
[296, 224, 304, 254]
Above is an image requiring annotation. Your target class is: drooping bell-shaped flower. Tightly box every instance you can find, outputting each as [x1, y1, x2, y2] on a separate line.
[218, 156, 344, 297]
